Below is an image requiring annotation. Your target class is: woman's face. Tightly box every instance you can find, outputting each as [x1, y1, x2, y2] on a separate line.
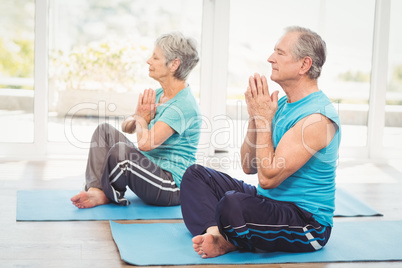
[146, 46, 171, 82]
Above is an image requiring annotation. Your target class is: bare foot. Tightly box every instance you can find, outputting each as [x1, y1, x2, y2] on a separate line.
[70, 187, 110, 208]
[192, 226, 236, 258]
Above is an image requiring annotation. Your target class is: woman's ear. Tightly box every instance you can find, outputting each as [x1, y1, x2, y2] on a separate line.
[300, 56, 312, 75]
[170, 58, 181, 73]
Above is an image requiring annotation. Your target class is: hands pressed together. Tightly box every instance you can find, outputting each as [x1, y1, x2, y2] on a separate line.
[122, 88, 157, 134]
[245, 73, 279, 125]
[136, 88, 158, 124]
[126, 73, 277, 134]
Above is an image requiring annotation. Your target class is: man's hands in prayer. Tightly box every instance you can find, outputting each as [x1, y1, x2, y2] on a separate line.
[245, 73, 279, 125]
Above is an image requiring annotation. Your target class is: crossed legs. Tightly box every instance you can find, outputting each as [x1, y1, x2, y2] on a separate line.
[180, 164, 331, 258]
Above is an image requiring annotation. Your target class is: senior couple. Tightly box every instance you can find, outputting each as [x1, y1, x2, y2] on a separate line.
[71, 27, 341, 258]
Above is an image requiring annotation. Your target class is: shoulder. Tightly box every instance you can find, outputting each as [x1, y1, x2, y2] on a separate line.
[292, 113, 338, 153]
[154, 88, 164, 102]
[278, 95, 288, 107]
[155, 88, 163, 94]
[170, 87, 200, 114]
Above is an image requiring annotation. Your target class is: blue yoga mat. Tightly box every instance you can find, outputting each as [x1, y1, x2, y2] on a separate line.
[110, 220, 402, 265]
[334, 188, 382, 217]
[16, 189, 182, 221]
[16, 188, 381, 221]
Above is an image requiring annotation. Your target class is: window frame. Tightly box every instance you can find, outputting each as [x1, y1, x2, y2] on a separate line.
[0, 0, 397, 160]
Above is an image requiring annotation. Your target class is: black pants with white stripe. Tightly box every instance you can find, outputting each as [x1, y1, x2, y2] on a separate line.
[86, 123, 180, 206]
[181, 164, 331, 252]
[100, 141, 180, 206]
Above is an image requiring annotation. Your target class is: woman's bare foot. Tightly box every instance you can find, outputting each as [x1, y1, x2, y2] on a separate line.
[192, 226, 237, 258]
[70, 187, 110, 208]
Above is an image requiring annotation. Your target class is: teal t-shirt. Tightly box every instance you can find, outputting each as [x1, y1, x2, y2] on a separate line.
[141, 86, 201, 187]
[257, 91, 341, 226]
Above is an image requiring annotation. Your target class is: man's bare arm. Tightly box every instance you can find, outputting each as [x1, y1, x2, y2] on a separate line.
[256, 113, 337, 189]
[240, 119, 258, 174]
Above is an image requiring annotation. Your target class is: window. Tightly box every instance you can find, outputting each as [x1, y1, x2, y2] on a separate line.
[0, 0, 35, 143]
[48, 0, 202, 149]
[384, 0, 402, 149]
[228, 0, 376, 153]
[0, 0, 400, 159]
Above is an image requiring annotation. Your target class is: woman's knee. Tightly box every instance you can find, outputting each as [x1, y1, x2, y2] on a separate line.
[92, 123, 117, 145]
[95, 122, 114, 135]
[108, 143, 152, 168]
[107, 142, 131, 162]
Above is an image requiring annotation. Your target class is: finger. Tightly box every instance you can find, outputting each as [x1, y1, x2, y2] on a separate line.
[147, 88, 155, 105]
[137, 93, 143, 106]
[150, 89, 156, 105]
[143, 89, 150, 104]
[254, 73, 262, 95]
[141, 90, 147, 104]
[261, 75, 269, 96]
[244, 87, 251, 102]
[248, 76, 257, 97]
[271, 90, 279, 103]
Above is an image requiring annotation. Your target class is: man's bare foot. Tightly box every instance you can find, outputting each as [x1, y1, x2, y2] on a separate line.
[70, 187, 110, 209]
[192, 226, 237, 258]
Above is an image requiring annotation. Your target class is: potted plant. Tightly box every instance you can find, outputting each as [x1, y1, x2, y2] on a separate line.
[49, 39, 151, 117]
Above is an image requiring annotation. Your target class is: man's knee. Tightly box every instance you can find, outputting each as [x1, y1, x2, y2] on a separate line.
[216, 191, 246, 222]
[181, 164, 203, 186]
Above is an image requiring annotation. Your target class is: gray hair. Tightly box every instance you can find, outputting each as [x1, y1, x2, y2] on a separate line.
[285, 26, 327, 80]
[155, 32, 199, 81]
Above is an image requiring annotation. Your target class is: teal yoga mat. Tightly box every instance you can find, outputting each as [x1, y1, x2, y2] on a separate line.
[16, 188, 381, 221]
[16, 189, 182, 221]
[110, 220, 402, 265]
[334, 188, 383, 217]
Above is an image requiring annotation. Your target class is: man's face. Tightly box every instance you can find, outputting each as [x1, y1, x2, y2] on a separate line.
[267, 32, 304, 85]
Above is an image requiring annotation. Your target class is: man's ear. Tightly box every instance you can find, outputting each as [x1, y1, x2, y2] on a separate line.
[300, 56, 312, 75]
[170, 58, 181, 73]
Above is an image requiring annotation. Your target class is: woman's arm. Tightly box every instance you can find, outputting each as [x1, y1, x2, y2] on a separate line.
[136, 119, 175, 151]
[121, 115, 136, 134]
[134, 88, 175, 151]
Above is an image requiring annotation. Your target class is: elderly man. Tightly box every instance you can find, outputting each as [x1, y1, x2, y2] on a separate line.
[180, 26, 341, 258]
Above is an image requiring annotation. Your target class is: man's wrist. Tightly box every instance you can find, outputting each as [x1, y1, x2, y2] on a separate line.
[254, 116, 272, 130]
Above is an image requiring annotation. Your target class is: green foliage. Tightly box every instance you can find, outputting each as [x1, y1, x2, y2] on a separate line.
[392, 65, 402, 83]
[338, 70, 371, 82]
[0, 38, 34, 79]
[50, 40, 149, 92]
[387, 65, 402, 94]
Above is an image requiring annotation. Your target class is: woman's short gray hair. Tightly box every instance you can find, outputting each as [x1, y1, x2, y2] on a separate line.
[155, 32, 199, 81]
[285, 26, 327, 80]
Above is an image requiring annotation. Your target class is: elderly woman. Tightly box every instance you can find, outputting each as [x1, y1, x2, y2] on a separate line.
[71, 32, 201, 208]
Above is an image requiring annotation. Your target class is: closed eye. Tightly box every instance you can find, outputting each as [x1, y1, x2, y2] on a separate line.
[274, 47, 286, 56]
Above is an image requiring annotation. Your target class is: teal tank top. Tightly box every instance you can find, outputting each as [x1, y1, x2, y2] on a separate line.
[257, 91, 341, 226]
[141, 87, 201, 187]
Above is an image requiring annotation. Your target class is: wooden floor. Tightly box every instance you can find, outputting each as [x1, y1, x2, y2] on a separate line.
[1, 156, 402, 267]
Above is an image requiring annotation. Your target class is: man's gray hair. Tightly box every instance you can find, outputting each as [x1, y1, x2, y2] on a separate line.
[155, 31, 199, 81]
[285, 26, 327, 80]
